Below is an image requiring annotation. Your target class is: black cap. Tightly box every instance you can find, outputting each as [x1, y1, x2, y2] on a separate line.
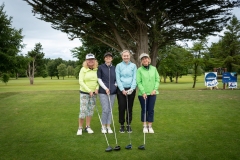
[104, 52, 113, 58]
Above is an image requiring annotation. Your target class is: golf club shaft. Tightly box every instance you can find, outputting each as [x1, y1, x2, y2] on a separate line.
[144, 98, 146, 145]
[126, 95, 131, 144]
[108, 95, 118, 145]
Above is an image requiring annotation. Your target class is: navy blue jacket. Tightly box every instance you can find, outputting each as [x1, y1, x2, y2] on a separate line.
[97, 63, 117, 94]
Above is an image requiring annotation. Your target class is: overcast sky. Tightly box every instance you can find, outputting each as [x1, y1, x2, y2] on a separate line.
[1, 0, 240, 60]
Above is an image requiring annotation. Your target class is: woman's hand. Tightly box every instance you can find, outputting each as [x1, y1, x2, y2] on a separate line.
[143, 93, 147, 100]
[105, 88, 110, 95]
[150, 90, 156, 95]
[122, 90, 127, 96]
[89, 91, 94, 97]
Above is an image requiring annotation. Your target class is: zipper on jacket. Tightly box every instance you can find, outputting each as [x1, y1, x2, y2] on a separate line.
[108, 66, 110, 93]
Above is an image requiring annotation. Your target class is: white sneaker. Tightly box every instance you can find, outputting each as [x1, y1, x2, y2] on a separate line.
[85, 127, 94, 134]
[101, 127, 107, 134]
[107, 127, 113, 134]
[77, 128, 82, 135]
[143, 127, 148, 133]
[148, 127, 154, 133]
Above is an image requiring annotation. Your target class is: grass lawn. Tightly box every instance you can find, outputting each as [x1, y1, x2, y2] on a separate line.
[0, 76, 240, 160]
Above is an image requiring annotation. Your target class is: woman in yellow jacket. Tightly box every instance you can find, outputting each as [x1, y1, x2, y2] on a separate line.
[136, 53, 160, 134]
[77, 53, 99, 136]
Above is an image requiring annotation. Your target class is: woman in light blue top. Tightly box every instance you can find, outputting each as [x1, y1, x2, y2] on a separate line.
[115, 50, 137, 133]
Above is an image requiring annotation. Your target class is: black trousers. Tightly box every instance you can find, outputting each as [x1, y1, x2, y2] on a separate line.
[116, 87, 136, 125]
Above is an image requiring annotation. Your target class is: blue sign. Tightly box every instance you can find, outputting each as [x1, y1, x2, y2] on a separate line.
[205, 72, 218, 87]
[205, 72, 217, 82]
[222, 72, 237, 83]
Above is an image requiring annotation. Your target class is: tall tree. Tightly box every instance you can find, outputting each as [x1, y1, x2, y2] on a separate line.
[210, 16, 240, 72]
[169, 46, 192, 83]
[27, 43, 45, 84]
[189, 39, 208, 88]
[157, 45, 192, 83]
[15, 54, 28, 79]
[47, 60, 55, 79]
[67, 65, 74, 78]
[0, 4, 24, 73]
[53, 58, 64, 79]
[24, 0, 239, 66]
[57, 63, 67, 80]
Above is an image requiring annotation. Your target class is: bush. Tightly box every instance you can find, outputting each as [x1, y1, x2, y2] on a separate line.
[1, 73, 10, 85]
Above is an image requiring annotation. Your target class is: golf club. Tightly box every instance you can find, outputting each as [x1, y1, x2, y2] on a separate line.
[108, 95, 121, 151]
[94, 95, 113, 152]
[125, 94, 132, 149]
[138, 98, 146, 150]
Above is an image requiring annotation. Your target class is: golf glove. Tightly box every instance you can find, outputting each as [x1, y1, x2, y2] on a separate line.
[127, 89, 133, 95]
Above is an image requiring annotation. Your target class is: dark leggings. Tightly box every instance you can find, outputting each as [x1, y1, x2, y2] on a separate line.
[117, 88, 136, 125]
[138, 95, 156, 122]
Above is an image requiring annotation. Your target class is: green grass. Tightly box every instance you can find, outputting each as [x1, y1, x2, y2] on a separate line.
[0, 76, 240, 160]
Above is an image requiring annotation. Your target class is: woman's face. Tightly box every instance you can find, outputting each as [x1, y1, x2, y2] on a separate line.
[104, 55, 113, 63]
[141, 57, 149, 66]
[86, 58, 95, 67]
[121, 51, 130, 63]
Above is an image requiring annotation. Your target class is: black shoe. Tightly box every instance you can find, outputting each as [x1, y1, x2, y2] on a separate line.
[126, 125, 132, 133]
[119, 125, 125, 133]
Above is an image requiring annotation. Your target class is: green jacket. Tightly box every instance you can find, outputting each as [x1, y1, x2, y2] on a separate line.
[79, 67, 99, 93]
[136, 65, 160, 96]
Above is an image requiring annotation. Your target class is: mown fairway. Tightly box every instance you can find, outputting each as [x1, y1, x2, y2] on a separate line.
[0, 76, 240, 160]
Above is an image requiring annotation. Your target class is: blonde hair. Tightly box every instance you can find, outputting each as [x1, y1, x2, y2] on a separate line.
[82, 60, 98, 69]
[121, 50, 131, 56]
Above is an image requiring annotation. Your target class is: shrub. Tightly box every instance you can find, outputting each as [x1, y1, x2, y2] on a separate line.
[1, 73, 10, 85]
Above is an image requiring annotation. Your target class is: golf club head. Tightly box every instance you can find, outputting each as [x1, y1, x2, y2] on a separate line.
[105, 146, 113, 152]
[114, 145, 121, 151]
[125, 144, 132, 149]
[138, 145, 145, 150]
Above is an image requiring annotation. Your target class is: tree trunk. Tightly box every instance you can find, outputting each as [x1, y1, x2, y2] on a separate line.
[28, 59, 35, 85]
[192, 64, 198, 88]
[176, 72, 179, 83]
[135, 25, 149, 67]
[192, 74, 196, 88]
[150, 43, 158, 66]
[163, 75, 167, 83]
[15, 73, 18, 79]
[30, 76, 34, 84]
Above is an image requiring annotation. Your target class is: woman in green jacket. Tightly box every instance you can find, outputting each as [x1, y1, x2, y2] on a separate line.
[136, 53, 160, 133]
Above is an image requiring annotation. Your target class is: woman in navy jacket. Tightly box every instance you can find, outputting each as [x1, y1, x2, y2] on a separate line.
[97, 52, 117, 133]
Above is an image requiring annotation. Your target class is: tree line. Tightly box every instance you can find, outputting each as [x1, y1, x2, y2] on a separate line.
[1, 2, 240, 87]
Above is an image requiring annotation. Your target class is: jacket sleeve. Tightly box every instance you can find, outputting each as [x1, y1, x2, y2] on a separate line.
[97, 66, 105, 89]
[136, 68, 145, 94]
[130, 64, 137, 90]
[79, 68, 91, 92]
[154, 68, 160, 93]
[95, 69, 99, 90]
[98, 78, 107, 90]
[116, 64, 124, 91]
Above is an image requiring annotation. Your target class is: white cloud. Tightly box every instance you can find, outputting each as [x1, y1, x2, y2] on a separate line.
[1, 0, 81, 60]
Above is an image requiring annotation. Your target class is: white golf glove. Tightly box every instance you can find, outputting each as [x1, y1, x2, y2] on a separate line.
[127, 89, 134, 95]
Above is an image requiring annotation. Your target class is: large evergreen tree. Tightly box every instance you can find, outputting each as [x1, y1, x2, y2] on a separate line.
[24, 0, 239, 66]
[208, 15, 240, 73]
[0, 4, 24, 73]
